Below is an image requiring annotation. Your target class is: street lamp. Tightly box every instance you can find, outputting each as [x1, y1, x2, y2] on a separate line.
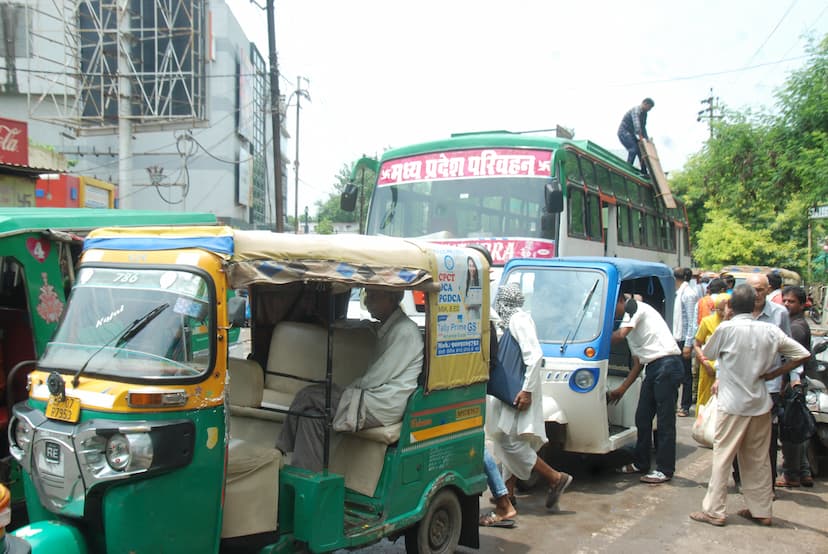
[287, 76, 310, 233]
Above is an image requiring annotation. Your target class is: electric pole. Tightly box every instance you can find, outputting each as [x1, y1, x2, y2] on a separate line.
[697, 88, 723, 139]
[266, 0, 284, 231]
[292, 76, 310, 234]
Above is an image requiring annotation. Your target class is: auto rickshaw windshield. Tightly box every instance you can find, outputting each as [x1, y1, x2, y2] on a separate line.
[39, 266, 213, 379]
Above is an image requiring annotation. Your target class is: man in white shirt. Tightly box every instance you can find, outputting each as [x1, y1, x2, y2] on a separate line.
[673, 268, 698, 417]
[745, 273, 798, 488]
[277, 289, 423, 472]
[610, 293, 683, 484]
[690, 284, 809, 527]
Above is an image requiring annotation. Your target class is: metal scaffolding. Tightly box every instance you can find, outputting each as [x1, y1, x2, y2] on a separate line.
[26, 0, 207, 132]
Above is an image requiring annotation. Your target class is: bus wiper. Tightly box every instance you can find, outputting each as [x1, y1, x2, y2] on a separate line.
[72, 303, 170, 388]
[560, 279, 599, 354]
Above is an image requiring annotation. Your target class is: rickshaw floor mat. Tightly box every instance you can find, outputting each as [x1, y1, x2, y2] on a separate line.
[343, 502, 384, 533]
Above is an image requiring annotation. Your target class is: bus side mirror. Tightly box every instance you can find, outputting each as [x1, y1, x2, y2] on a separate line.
[227, 296, 247, 327]
[340, 183, 358, 212]
[544, 181, 563, 213]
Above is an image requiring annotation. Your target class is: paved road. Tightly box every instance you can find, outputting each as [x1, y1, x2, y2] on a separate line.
[350, 416, 828, 554]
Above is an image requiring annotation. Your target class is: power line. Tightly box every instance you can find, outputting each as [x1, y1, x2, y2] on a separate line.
[745, 0, 799, 67]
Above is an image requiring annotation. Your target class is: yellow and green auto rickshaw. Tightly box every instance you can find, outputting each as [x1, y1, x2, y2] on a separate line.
[8, 226, 490, 553]
[0, 208, 218, 525]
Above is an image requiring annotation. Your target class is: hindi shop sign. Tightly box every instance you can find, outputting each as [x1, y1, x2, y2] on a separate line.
[0, 118, 28, 166]
[809, 205, 828, 219]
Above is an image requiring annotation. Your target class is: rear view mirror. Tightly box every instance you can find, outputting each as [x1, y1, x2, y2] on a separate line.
[624, 297, 638, 316]
[544, 181, 563, 213]
[340, 183, 358, 212]
[227, 296, 247, 327]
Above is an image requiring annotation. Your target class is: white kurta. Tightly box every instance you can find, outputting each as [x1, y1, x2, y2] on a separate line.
[486, 309, 546, 478]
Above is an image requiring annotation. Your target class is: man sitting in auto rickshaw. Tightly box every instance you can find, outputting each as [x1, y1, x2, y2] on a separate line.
[276, 288, 423, 472]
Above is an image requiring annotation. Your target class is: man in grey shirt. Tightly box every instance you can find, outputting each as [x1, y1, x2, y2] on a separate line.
[690, 284, 809, 527]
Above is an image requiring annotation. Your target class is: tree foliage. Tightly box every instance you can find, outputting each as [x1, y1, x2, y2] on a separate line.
[314, 162, 377, 232]
[671, 35, 828, 278]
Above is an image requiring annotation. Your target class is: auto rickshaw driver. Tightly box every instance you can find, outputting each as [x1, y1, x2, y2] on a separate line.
[276, 288, 423, 472]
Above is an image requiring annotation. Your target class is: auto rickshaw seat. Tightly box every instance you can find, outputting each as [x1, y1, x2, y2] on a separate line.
[222, 437, 283, 538]
[262, 321, 376, 410]
[227, 357, 285, 444]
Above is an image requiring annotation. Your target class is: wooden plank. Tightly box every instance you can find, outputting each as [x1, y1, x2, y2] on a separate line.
[639, 138, 676, 209]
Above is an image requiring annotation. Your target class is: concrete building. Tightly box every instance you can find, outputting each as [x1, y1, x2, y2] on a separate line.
[0, 0, 286, 228]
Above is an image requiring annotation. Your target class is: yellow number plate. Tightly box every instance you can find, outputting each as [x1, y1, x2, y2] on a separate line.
[45, 395, 80, 423]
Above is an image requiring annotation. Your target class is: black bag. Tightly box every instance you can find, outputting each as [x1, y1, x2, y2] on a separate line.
[779, 387, 816, 444]
[487, 328, 526, 405]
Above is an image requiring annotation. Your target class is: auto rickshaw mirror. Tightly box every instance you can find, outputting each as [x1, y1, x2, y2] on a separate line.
[227, 296, 247, 326]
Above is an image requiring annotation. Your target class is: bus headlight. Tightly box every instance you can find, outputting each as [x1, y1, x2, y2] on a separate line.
[105, 433, 153, 472]
[11, 418, 33, 456]
[569, 368, 598, 393]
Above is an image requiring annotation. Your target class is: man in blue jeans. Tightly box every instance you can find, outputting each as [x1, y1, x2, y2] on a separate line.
[608, 293, 683, 484]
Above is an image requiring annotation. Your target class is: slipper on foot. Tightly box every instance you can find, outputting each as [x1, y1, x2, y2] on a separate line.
[616, 463, 641, 474]
[479, 511, 516, 528]
[545, 472, 573, 509]
[736, 509, 771, 526]
[689, 511, 726, 527]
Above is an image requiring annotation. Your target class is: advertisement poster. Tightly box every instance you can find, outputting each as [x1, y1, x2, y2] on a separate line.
[435, 248, 483, 357]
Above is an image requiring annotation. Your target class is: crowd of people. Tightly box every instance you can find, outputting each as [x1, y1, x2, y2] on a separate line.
[481, 265, 816, 529]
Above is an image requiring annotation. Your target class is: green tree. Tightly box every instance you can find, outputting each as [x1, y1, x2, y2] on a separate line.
[671, 34, 828, 277]
[314, 161, 377, 232]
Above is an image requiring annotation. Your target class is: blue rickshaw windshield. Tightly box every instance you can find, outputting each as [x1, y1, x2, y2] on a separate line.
[503, 268, 606, 343]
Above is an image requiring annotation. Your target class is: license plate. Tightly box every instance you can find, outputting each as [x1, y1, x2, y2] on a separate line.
[45, 395, 80, 423]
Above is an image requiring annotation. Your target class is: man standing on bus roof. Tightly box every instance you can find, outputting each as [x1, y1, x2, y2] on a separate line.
[617, 98, 655, 175]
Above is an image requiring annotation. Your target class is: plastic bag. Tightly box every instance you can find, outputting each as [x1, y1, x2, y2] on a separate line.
[692, 394, 717, 448]
[779, 387, 816, 444]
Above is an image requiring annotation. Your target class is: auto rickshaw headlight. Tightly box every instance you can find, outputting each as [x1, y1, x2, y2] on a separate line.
[105, 432, 154, 472]
[12, 418, 33, 453]
[569, 367, 598, 393]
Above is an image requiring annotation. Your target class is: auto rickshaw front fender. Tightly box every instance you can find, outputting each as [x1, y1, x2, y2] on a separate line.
[12, 520, 88, 554]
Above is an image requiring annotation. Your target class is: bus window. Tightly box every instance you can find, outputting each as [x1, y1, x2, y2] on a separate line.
[644, 213, 657, 248]
[586, 192, 603, 241]
[595, 164, 610, 194]
[580, 158, 597, 191]
[563, 150, 581, 183]
[617, 204, 631, 245]
[631, 209, 644, 246]
[610, 172, 627, 200]
[568, 187, 586, 237]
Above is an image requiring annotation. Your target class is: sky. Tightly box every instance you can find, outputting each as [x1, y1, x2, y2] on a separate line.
[227, 0, 828, 219]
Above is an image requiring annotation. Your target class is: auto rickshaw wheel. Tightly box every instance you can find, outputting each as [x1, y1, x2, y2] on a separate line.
[404, 489, 462, 554]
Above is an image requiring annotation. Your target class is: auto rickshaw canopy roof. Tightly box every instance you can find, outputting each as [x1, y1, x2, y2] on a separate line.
[85, 226, 441, 291]
[0, 208, 217, 239]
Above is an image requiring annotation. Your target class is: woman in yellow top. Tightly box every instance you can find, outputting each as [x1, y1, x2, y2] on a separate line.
[692, 294, 732, 412]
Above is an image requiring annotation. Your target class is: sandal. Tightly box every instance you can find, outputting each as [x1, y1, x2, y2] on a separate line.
[736, 509, 771, 526]
[689, 511, 726, 527]
[676, 409, 690, 417]
[774, 476, 800, 487]
[479, 511, 516, 528]
[545, 472, 573, 509]
[616, 463, 642, 474]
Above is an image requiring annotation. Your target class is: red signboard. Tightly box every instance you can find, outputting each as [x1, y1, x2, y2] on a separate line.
[378, 148, 553, 186]
[0, 117, 28, 166]
[426, 237, 556, 266]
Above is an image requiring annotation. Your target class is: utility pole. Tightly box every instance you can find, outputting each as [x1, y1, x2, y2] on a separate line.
[117, 0, 133, 208]
[266, 0, 283, 231]
[292, 76, 310, 234]
[697, 88, 723, 139]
